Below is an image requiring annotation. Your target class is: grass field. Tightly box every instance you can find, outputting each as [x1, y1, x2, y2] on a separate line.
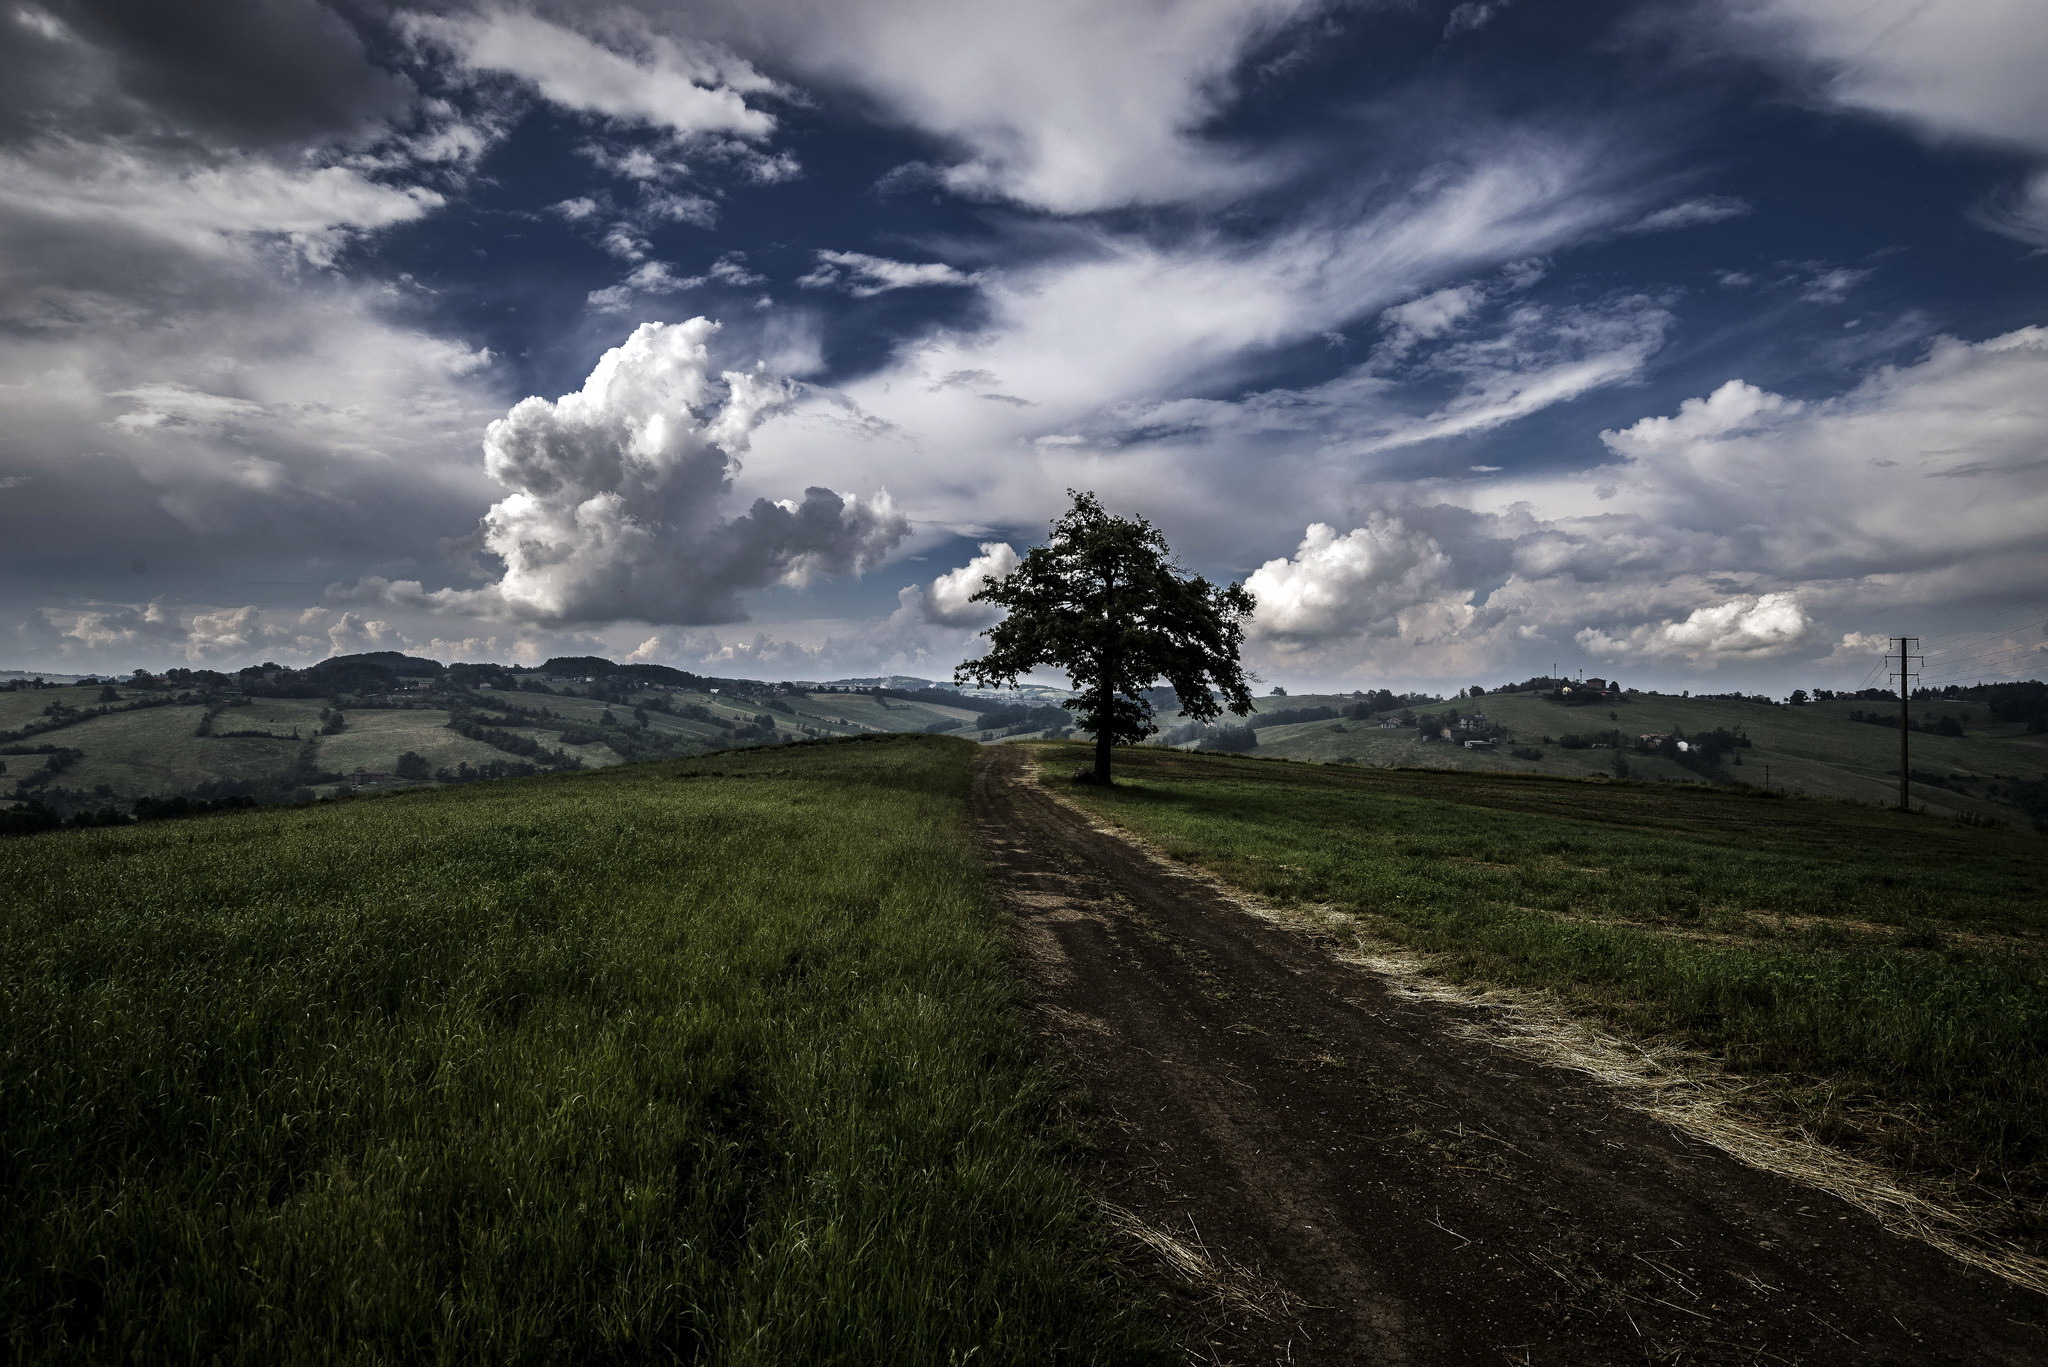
[53, 706, 297, 798]
[1044, 743, 2048, 1244]
[0, 736, 1166, 1365]
[315, 708, 521, 778]
[214, 697, 328, 735]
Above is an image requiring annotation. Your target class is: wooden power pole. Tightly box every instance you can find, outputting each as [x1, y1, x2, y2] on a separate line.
[1892, 636, 1921, 811]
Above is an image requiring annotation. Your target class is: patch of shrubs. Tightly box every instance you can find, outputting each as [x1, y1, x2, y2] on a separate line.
[449, 715, 547, 758]
[433, 759, 546, 784]
[973, 703, 1071, 732]
[1197, 723, 1259, 753]
[1, 792, 261, 838]
[0, 745, 84, 790]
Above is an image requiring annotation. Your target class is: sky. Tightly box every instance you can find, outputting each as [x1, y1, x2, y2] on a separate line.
[2, 0, 2046, 693]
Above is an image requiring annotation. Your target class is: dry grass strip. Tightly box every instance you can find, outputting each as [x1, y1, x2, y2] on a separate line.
[1099, 1201, 1304, 1333]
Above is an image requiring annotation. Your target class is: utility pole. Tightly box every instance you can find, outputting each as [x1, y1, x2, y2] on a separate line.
[1892, 636, 1921, 812]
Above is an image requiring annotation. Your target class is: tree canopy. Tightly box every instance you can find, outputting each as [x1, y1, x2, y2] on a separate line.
[955, 491, 1256, 783]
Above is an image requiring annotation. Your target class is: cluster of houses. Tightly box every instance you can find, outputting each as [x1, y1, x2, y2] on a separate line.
[1418, 712, 1498, 750]
[1554, 676, 1624, 703]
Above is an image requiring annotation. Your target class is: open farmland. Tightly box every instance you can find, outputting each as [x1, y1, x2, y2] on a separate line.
[0, 736, 1166, 1365]
[209, 697, 327, 736]
[1043, 741, 2048, 1249]
[36, 706, 294, 799]
[787, 691, 980, 734]
[314, 708, 522, 778]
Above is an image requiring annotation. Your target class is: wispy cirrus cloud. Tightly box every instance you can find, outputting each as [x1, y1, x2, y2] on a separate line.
[1713, 0, 2048, 245]
[798, 250, 980, 297]
[1624, 195, 1751, 234]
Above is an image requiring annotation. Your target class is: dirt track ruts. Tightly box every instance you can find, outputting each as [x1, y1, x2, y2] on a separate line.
[972, 746, 2048, 1366]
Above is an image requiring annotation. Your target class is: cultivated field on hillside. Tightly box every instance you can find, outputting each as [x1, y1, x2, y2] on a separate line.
[313, 708, 512, 775]
[56, 706, 295, 796]
[1, 736, 1165, 1365]
[1045, 743, 2048, 1246]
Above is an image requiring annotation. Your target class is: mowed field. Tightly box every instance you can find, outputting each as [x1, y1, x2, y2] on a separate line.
[0, 736, 1166, 1365]
[1158, 690, 2048, 828]
[1044, 743, 2048, 1246]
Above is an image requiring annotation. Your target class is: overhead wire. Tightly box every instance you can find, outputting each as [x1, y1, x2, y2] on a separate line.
[1916, 594, 2048, 644]
[1917, 606, 2048, 657]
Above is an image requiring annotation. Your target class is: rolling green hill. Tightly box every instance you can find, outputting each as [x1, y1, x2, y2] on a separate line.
[1153, 689, 2048, 830]
[8, 656, 2042, 832]
[0, 663, 1078, 819]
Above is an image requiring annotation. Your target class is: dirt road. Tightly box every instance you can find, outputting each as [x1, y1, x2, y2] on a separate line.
[972, 746, 2047, 1365]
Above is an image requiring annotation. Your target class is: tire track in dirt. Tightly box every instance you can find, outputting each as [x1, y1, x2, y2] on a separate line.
[973, 746, 2047, 1365]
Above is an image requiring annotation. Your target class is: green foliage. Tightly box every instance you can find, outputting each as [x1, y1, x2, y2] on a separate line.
[1196, 723, 1258, 753]
[0, 738, 1165, 1365]
[958, 490, 1254, 781]
[1050, 744, 2048, 1240]
[393, 750, 430, 780]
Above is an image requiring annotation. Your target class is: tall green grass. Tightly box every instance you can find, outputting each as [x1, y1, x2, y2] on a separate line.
[1049, 745, 2048, 1241]
[1, 735, 1165, 1365]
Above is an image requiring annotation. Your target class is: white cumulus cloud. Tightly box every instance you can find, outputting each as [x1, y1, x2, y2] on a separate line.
[346, 319, 906, 627]
[911, 542, 1020, 627]
[1597, 378, 1802, 456]
[1247, 518, 1462, 644]
[1577, 592, 1815, 661]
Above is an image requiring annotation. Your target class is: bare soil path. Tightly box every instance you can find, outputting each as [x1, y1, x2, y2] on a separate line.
[972, 747, 2048, 1365]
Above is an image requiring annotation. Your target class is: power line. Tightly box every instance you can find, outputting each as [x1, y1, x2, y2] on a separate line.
[1924, 630, 2048, 661]
[1923, 653, 2046, 679]
[1922, 642, 2048, 671]
[1917, 595, 2048, 646]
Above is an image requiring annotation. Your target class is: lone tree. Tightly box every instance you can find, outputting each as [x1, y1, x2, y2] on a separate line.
[956, 490, 1256, 784]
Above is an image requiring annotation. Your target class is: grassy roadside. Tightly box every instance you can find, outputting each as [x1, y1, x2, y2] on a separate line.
[1, 735, 1167, 1366]
[1040, 743, 2048, 1245]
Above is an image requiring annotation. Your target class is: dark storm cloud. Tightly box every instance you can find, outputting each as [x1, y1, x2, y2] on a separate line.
[2, 0, 412, 146]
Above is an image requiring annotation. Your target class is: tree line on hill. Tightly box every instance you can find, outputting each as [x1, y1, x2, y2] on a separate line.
[0, 791, 262, 837]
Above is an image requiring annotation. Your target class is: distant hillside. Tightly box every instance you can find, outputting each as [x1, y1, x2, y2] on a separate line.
[1153, 682, 2048, 833]
[0, 653, 1076, 825]
[8, 651, 2040, 833]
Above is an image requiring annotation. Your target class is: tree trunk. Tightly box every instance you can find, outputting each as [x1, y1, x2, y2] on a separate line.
[1089, 659, 1122, 786]
[1093, 580, 1117, 785]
